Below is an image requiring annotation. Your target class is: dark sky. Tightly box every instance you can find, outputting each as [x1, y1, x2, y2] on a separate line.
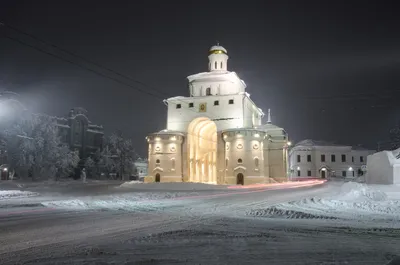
[1, 1, 399, 156]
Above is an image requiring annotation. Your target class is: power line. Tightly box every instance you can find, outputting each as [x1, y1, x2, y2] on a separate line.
[1, 22, 171, 98]
[0, 23, 263, 139]
[1, 34, 165, 100]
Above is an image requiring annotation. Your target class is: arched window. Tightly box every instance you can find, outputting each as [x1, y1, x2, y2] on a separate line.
[254, 157, 259, 167]
[156, 159, 160, 164]
[238, 158, 243, 164]
[171, 158, 175, 170]
[215, 61, 217, 69]
[206, 87, 211, 96]
[220, 61, 223, 69]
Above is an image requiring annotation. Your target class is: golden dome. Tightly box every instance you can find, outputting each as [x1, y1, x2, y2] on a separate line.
[209, 45, 227, 55]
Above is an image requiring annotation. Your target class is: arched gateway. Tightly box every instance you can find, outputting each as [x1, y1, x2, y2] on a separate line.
[187, 117, 217, 183]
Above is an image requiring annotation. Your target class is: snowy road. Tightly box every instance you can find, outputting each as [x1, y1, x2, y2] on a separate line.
[0, 182, 399, 264]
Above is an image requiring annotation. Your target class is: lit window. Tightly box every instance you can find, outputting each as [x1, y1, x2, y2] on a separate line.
[238, 158, 243, 164]
[189, 103, 194, 108]
[176, 104, 181, 109]
[214, 100, 219, 106]
[229, 99, 234, 104]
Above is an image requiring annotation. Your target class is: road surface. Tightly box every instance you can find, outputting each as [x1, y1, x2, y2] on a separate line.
[0, 182, 398, 264]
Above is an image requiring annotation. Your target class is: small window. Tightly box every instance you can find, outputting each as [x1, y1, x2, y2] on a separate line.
[307, 170, 311, 177]
[229, 99, 234, 104]
[189, 103, 194, 108]
[307, 155, 311, 162]
[341, 154, 346, 162]
[297, 170, 301, 177]
[238, 158, 243, 164]
[360, 156, 364, 162]
[331, 154, 336, 162]
[297, 155, 301, 163]
[176, 104, 181, 109]
[321, 154, 325, 162]
[214, 100, 219, 106]
[352, 156, 354, 162]
[156, 159, 160, 164]
[254, 157, 259, 167]
[342, 171, 346, 177]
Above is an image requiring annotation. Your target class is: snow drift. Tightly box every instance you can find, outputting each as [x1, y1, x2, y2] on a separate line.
[0, 190, 39, 200]
[248, 182, 400, 223]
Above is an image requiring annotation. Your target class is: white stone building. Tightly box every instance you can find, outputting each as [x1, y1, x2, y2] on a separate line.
[289, 140, 375, 179]
[145, 45, 290, 185]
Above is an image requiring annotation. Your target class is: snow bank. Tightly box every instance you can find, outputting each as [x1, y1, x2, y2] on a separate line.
[0, 190, 39, 200]
[117, 182, 227, 191]
[248, 182, 400, 224]
[119, 181, 143, 188]
[42, 191, 204, 210]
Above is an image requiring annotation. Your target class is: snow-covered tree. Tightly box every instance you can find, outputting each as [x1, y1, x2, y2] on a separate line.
[84, 157, 96, 178]
[389, 123, 400, 150]
[4, 113, 79, 180]
[101, 132, 138, 180]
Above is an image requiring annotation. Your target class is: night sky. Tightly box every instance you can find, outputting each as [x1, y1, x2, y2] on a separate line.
[1, 1, 399, 156]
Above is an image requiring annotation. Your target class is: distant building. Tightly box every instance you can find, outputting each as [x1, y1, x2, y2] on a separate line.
[133, 158, 148, 180]
[289, 139, 375, 179]
[56, 107, 104, 159]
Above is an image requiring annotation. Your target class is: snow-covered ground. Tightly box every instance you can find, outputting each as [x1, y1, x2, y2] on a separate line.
[248, 182, 400, 228]
[0, 190, 39, 200]
[1, 181, 399, 264]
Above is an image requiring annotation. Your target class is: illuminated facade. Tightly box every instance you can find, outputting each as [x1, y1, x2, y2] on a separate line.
[146, 45, 290, 185]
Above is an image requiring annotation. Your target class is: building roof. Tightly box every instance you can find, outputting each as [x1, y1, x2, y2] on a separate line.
[295, 139, 340, 147]
[294, 139, 373, 151]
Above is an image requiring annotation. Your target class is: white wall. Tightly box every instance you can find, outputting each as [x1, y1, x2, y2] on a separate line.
[167, 94, 244, 132]
[188, 73, 246, 97]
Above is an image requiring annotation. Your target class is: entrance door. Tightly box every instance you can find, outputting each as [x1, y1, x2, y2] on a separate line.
[321, 170, 326, 179]
[236, 173, 244, 185]
[155, 173, 161, 182]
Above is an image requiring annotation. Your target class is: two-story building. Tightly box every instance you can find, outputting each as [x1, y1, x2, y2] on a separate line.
[289, 139, 375, 179]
